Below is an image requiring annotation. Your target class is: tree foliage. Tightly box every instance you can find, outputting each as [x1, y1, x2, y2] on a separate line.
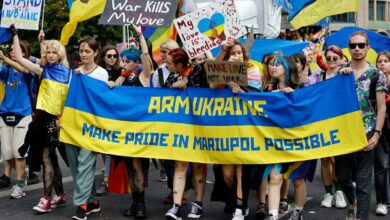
[1, 0, 122, 55]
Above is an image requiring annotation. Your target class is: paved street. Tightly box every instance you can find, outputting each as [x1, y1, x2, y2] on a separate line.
[0, 158, 388, 220]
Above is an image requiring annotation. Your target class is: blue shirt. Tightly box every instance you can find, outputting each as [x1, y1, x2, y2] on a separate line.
[0, 66, 33, 116]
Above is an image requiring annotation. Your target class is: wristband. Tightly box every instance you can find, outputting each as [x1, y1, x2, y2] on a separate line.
[374, 129, 382, 136]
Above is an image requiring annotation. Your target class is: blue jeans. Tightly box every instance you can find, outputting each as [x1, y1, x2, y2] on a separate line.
[335, 150, 374, 220]
[104, 155, 111, 178]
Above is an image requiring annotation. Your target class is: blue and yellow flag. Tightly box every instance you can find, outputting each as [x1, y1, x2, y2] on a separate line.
[60, 0, 106, 45]
[325, 26, 390, 65]
[36, 64, 71, 115]
[60, 74, 367, 164]
[290, 0, 358, 30]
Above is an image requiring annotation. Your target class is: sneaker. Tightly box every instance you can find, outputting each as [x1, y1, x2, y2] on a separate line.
[33, 196, 52, 213]
[288, 210, 303, 220]
[320, 193, 333, 208]
[187, 202, 203, 219]
[334, 191, 347, 208]
[0, 174, 11, 189]
[255, 202, 268, 219]
[10, 185, 25, 199]
[158, 171, 168, 182]
[72, 205, 87, 220]
[27, 172, 39, 185]
[232, 208, 244, 220]
[376, 203, 388, 216]
[86, 200, 100, 215]
[51, 193, 66, 208]
[165, 204, 182, 220]
[279, 199, 289, 214]
[96, 182, 108, 196]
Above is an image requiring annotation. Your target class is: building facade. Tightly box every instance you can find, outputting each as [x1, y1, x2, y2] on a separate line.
[331, 0, 390, 36]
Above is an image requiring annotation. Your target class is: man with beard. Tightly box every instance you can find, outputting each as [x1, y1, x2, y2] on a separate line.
[335, 31, 387, 220]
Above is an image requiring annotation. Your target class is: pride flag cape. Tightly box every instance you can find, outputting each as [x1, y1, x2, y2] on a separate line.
[60, 74, 367, 164]
[36, 64, 72, 115]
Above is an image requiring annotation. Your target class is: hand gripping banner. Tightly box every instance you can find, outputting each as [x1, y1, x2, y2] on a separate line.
[60, 74, 367, 164]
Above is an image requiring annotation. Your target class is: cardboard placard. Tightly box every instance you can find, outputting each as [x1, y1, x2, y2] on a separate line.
[174, 0, 246, 59]
[1, 0, 43, 30]
[99, 0, 178, 27]
[205, 60, 248, 86]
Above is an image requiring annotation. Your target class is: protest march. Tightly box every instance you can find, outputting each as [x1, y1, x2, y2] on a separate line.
[0, 0, 390, 220]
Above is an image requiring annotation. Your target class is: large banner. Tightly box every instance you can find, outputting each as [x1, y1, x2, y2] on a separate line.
[174, 0, 246, 59]
[1, 0, 43, 30]
[99, 0, 178, 27]
[60, 74, 367, 164]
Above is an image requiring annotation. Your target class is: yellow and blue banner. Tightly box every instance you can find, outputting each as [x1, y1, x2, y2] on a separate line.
[36, 64, 71, 115]
[60, 74, 367, 164]
[325, 26, 390, 65]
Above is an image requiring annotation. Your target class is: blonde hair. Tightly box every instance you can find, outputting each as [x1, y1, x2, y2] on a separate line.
[160, 39, 179, 50]
[41, 40, 69, 67]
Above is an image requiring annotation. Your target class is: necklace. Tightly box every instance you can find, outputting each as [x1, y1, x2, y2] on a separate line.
[83, 65, 98, 75]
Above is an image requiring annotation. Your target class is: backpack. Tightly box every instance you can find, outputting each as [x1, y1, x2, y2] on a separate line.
[368, 69, 380, 113]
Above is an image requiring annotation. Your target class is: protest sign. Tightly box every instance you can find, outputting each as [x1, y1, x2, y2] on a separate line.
[205, 60, 248, 86]
[1, 0, 43, 30]
[174, 0, 246, 59]
[99, 0, 178, 27]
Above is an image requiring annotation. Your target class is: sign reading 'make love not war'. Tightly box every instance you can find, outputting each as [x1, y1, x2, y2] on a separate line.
[1, 0, 43, 30]
[174, 0, 246, 59]
[99, 0, 178, 27]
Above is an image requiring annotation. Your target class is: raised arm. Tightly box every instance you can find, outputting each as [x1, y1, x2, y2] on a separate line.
[12, 28, 43, 76]
[216, 36, 234, 61]
[0, 50, 29, 73]
[133, 25, 152, 80]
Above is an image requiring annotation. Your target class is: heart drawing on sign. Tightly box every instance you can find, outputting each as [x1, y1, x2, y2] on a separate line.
[198, 13, 226, 41]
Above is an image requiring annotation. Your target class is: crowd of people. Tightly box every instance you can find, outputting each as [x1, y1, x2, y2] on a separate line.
[0, 23, 389, 220]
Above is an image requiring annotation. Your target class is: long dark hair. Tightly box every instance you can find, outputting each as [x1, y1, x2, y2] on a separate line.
[98, 45, 121, 71]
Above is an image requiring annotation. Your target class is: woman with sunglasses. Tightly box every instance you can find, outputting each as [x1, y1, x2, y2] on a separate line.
[306, 46, 348, 209]
[374, 51, 390, 216]
[95, 45, 122, 196]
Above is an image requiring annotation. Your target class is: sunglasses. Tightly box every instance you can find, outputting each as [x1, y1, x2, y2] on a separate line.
[106, 54, 117, 59]
[325, 56, 339, 62]
[348, 43, 366, 49]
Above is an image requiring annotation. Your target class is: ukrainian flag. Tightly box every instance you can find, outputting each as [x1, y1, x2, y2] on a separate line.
[289, 0, 359, 30]
[36, 64, 72, 116]
[325, 27, 390, 65]
[60, 0, 106, 45]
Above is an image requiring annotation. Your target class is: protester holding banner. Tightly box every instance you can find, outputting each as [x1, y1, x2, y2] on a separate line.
[12, 28, 71, 212]
[373, 51, 390, 216]
[114, 25, 153, 219]
[65, 36, 108, 220]
[0, 37, 32, 199]
[335, 31, 387, 220]
[164, 47, 207, 220]
[303, 46, 348, 209]
[212, 36, 262, 220]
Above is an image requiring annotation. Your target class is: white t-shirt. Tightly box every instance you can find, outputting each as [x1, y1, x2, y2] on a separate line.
[86, 66, 109, 84]
[151, 64, 170, 88]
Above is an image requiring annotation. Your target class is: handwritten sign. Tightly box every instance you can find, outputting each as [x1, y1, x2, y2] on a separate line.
[205, 60, 248, 86]
[99, 0, 178, 27]
[174, 0, 246, 59]
[1, 0, 43, 30]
